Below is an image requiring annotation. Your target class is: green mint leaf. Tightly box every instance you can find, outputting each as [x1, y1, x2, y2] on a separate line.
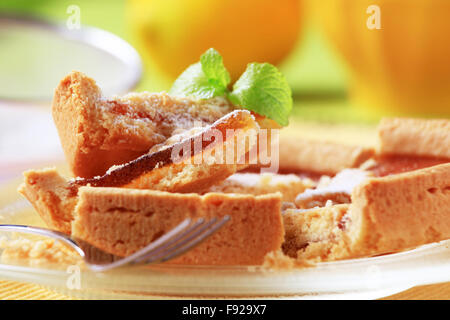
[169, 48, 230, 99]
[228, 63, 292, 126]
[200, 48, 231, 89]
[169, 63, 217, 99]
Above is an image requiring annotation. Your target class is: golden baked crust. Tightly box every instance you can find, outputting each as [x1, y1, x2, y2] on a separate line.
[342, 162, 450, 259]
[377, 118, 450, 158]
[52, 71, 232, 178]
[18, 168, 284, 265]
[205, 172, 313, 202]
[18, 168, 76, 234]
[283, 118, 450, 263]
[273, 118, 449, 176]
[282, 204, 350, 260]
[277, 136, 374, 175]
[69, 109, 260, 193]
[73, 187, 283, 265]
[283, 163, 450, 262]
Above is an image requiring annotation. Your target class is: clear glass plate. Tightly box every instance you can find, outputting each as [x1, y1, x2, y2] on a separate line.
[0, 178, 449, 300]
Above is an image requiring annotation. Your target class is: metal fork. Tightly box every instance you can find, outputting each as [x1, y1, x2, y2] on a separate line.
[0, 216, 230, 272]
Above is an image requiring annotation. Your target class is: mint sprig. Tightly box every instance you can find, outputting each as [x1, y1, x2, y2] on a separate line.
[169, 48, 292, 126]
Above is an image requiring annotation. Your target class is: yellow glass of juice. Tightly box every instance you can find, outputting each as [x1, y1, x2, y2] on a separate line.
[313, 0, 450, 118]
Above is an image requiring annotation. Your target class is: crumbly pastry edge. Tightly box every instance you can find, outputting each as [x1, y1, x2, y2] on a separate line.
[377, 117, 450, 158]
[282, 162, 450, 263]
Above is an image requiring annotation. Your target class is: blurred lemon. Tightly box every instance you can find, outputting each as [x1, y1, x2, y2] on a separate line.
[313, 0, 450, 117]
[127, 0, 302, 82]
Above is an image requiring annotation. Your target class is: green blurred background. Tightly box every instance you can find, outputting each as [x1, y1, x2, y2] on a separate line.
[1, 0, 449, 124]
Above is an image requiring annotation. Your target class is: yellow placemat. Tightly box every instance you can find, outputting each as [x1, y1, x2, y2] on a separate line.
[0, 280, 72, 300]
[1, 279, 449, 300]
[381, 282, 450, 300]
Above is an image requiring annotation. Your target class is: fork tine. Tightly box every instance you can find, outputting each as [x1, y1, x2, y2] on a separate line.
[158, 215, 231, 263]
[87, 218, 194, 271]
[142, 215, 230, 264]
[130, 217, 208, 265]
[135, 217, 217, 264]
